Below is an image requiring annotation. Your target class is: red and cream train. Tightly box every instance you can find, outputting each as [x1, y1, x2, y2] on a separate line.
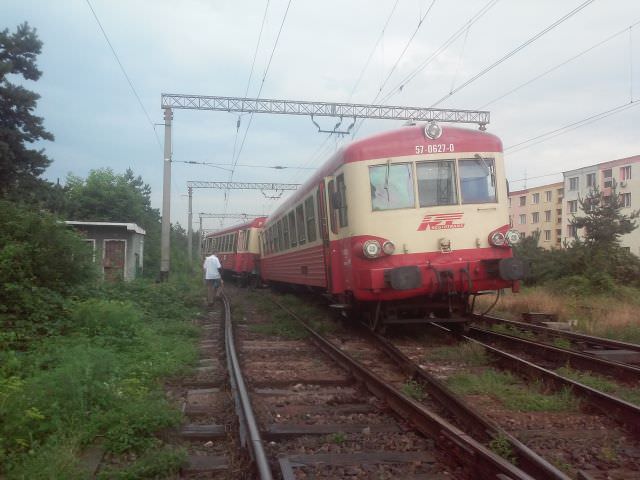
[202, 123, 524, 328]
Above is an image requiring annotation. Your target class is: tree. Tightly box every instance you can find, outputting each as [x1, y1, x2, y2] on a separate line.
[570, 183, 639, 252]
[0, 23, 54, 197]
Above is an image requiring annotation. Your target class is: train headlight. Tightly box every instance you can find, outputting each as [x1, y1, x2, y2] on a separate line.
[489, 231, 506, 247]
[363, 240, 381, 258]
[424, 122, 442, 139]
[505, 229, 521, 246]
[382, 241, 395, 255]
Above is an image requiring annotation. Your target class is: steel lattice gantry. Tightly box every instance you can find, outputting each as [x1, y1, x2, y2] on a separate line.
[198, 213, 264, 219]
[161, 94, 490, 126]
[187, 181, 299, 190]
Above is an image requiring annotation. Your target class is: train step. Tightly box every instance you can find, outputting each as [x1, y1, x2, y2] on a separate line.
[329, 304, 352, 309]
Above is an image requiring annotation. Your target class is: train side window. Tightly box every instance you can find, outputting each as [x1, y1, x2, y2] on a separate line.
[328, 180, 338, 234]
[369, 163, 415, 211]
[305, 196, 317, 242]
[281, 217, 289, 249]
[417, 160, 457, 207]
[296, 205, 306, 244]
[244, 229, 250, 250]
[288, 211, 297, 247]
[459, 157, 497, 204]
[336, 174, 348, 227]
[276, 220, 284, 252]
[233, 232, 238, 251]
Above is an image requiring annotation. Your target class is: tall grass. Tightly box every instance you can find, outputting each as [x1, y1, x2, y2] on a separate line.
[0, 278, 202, 478]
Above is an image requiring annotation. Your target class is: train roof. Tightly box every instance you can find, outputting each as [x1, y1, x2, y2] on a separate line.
[266, 124, 502, 224]
[204, 216, 267, 238]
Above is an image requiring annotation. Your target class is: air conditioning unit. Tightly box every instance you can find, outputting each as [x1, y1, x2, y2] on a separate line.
[620, 181, 628, 188]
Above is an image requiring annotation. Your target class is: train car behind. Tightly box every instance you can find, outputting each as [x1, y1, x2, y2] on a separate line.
[202, 217, 266, 285]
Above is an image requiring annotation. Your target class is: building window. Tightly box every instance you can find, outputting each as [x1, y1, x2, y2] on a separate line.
[586, 173, 596, 188]
[568, 200, 578, 213]
[519, 196, 526, 206]
[621, 165, 632, 181]
[622, 192, 632, 208]
[545, 210, 551, 222]
[568, 225, 578, 238]
[519, 214, 526, 225]
[603, 169, 612, 188]
[544, 230, 551, 241]
[532, 212, 539, 223]
[556, 229, 562, 237]
[569, 177, 579, 191]
[532, 192, 540, 204]
[545, 190, 552, 202]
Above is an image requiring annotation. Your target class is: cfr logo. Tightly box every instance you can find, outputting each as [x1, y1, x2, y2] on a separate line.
[417, 213, 465, 231]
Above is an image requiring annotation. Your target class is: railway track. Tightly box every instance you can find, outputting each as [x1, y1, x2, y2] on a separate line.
[473, 314, 640, 366]
[232, 287, 550, 480]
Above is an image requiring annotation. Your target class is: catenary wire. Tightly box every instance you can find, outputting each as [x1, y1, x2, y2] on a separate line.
[430, 0, 596, 107]
[506, 100, 639, 154]
[378, 0, 499, 105]
[479, 19, 640, 109]
[85, 0, 162, 150]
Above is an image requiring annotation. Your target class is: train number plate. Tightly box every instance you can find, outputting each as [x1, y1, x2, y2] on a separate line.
[415, 144, 455, 154]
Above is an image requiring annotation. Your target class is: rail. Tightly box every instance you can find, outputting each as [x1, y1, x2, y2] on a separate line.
[474, 314, 640, 353]
[222, 294, 273, 480]
[468, 326, 640, 383]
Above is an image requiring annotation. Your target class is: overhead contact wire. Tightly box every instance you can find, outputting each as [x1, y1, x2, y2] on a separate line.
[431, 0, 597, 107]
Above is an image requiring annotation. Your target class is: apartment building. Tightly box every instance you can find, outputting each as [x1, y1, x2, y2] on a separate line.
[562, 155, 640, 255]
[508, 182, 564, 249]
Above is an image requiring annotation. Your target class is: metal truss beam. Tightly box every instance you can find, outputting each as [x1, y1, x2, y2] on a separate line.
[198, 213, 263, 219]
[162, 94, 490, 127]
[187, 181, 299, 190]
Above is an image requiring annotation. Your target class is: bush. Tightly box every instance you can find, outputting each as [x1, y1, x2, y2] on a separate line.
[0, 201, 96, 345]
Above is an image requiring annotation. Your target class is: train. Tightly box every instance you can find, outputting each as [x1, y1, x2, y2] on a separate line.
[202, 216, 266, 286]
[202, 122, 524, 330]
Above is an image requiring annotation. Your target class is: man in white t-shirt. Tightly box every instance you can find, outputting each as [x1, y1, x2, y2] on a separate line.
[203, 252, 223, 305]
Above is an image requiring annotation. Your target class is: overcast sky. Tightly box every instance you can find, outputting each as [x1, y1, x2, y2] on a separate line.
[4, 0, 640, 230]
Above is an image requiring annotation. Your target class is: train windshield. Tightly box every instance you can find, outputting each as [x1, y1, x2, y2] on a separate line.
[459, 157, 496, 204]
[369, 163, 415, 211]
[416, 160, 457, 207]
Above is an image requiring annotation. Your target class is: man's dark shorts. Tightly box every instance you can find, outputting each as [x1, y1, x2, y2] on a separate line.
[206, 278, 221, 288]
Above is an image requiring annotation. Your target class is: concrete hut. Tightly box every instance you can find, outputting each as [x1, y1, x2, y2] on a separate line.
[65, 221, 145, 281]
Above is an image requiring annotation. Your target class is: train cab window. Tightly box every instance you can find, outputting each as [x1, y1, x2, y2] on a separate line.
[459, 157, 497, 204]
[305, 196, 317, 242]
[369, 163, 415, 211]
[336, 174, 348, 227]
[417, 160, 457, 207]
[296, 205, 306, 244]
[288, 211, 297, 247]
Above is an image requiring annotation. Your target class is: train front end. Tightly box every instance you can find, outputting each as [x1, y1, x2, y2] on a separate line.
[332, 123, 524, 326]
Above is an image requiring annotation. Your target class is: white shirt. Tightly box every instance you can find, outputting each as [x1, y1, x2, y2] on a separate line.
[203, 255, 222, 279]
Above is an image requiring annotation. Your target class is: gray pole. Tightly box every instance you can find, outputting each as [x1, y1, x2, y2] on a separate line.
[160, 107, 173, 281]
[198, 215, 203, 260]
[187, 186, 193, 268]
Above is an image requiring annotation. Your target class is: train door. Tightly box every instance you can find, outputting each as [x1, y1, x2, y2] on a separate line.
[317, 180, 332, 291]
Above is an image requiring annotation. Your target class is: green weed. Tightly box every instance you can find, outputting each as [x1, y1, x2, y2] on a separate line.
[556, 366, 640, 406]
[447, 369, 579, 412]
[329, 432, 347, 445]
[401, 380, 425, 401]
[489, 434, 517, 464]
[428, 343, 488, 366]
